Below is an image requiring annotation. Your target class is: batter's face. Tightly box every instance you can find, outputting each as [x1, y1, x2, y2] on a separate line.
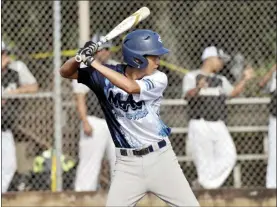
[145, 55, 160, 74]
[95, 48, 111, 64]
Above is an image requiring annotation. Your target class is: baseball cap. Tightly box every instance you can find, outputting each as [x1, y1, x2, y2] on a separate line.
[91, 33, 113, 50]
[201, 46, 231, 62]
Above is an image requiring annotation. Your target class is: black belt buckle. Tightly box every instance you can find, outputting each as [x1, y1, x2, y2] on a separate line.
[141, 147, 150, 155]
[133, 147, 150, 156]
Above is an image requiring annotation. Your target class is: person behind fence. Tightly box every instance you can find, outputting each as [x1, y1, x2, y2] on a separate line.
[182, 46, 254, 189]
[258, 64, 276, 189]
[1, 41, 38, 193]
[72, 33, 117, 191]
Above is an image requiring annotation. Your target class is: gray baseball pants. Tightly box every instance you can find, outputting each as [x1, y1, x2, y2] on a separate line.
[106, 139, 200, 207]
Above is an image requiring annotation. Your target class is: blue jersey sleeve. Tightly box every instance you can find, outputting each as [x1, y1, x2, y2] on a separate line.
[77, 67, 93, 87]
[77, 63, 125, 91]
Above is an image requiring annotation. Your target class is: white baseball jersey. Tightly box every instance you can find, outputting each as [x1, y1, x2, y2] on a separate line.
[2, 60, 37, 93]
[77, 64, 171, 148]
[182, 69, 234, 121]
[8, 61, 37, 85]
[182, 70, 234, 97]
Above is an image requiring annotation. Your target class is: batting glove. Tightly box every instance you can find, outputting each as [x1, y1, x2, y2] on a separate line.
[76, 41, 98, 57]
[75, 41, 98, 63]
[83, 41, 99, 54]
[82, 56, 95, 67]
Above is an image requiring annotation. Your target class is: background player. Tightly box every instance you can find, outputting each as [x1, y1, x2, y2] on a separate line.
[72, 33, 117, 191]
[60, 29, 200, 207]
[2, 41, 38, 192]
[259, 64, 276, 188]
[182, 46, 254, 189]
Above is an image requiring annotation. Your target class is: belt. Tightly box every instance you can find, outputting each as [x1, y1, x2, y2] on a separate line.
[119, 139, 167, 157]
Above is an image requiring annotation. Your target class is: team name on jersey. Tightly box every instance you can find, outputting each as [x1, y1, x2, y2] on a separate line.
[108, 90, 145, 112]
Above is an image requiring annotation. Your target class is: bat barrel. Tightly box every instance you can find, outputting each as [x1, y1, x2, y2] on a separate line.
[74, 7, 150, 63]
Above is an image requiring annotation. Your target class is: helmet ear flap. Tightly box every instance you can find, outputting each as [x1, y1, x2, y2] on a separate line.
[133, 56, 148, 69]
[134, 58, 143, 65]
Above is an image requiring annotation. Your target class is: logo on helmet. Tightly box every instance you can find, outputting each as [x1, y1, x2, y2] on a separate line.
[158, 35, 162, 43]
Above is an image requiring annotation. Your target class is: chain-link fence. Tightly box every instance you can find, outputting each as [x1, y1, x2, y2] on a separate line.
[1, 0, 276, 192]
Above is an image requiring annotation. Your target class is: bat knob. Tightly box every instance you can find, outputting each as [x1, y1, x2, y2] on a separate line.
[75, 55, 82, 63]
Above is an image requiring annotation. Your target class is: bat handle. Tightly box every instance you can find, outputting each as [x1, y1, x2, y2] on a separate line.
[97, 39, 107, 48]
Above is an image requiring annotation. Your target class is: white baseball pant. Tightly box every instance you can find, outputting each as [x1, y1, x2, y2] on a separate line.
[187, 119, 237, 189]
[1, 130, 17, 193]
[106, 139, 200, 207]
[75, 116, 116, 191]
[266, 115, 276, 188]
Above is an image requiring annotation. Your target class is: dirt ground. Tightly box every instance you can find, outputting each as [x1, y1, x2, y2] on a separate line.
[2, 189, 276, 207]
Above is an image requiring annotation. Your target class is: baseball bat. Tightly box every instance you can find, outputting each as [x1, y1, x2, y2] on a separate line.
[75, 6, 150, 62]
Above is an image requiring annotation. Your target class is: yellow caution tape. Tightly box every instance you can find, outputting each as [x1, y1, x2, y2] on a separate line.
[160, 60, 189, 74]
[30, 48, 189, 74]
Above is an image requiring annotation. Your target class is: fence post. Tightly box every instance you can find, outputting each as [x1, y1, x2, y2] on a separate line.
[78, 1, 90, 47]
[53, 0, 62, 192]
[234, 164, 242, 188]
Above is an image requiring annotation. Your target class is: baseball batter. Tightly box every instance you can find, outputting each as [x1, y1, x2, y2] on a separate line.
[72, 33, 117, 191]
[259, 64, 276, 188]
[60, 29, 199, 206]
[183, 46, 253, 189]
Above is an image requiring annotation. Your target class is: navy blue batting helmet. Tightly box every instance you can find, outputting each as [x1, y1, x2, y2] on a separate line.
[122, 29, 169, 69]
